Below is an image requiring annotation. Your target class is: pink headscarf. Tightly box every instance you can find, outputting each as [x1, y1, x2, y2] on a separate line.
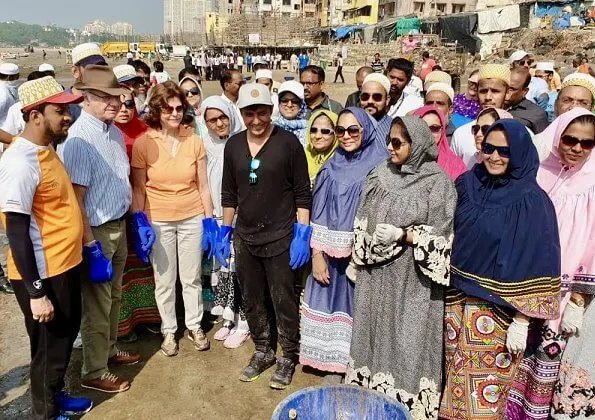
[411, 105, 467, 181]
[537, 108, 595, 311]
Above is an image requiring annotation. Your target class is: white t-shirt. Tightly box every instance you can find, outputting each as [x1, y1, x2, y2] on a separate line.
[404, 75, 423, 98]
[220, 93, 246, 130]
[126, 52, 134, 59]
[387, 92, 424, 119]
[1, 101, 25, 136]
[0, 82, 19, 128]
[150, 71, 170, 84]
[237, 56, 244, 66]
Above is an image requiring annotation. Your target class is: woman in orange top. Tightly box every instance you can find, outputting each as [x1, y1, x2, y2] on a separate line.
[131, 81, 216, 357]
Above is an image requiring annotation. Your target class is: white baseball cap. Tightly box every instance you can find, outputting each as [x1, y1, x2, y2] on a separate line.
[278, 80, 304, 101]
[38, 63, 55, 73]
[237, 83, 273, 109]
[509, 50, 530, 64]
[535, 62, 554, 72]
[0, 63, 19, 76]
[255, 69, 273, 81]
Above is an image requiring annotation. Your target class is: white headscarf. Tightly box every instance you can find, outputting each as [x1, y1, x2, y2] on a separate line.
[200, 96, 243, 217]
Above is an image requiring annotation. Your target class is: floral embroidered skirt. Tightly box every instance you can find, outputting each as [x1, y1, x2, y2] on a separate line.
[550, 300, 595, 418]
[440, 293, 522, 420]
[299, 256, 354, 373]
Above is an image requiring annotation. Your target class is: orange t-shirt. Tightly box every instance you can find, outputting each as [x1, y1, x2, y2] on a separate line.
[131, 129, 206, 222]
[0, 137, 83, 280]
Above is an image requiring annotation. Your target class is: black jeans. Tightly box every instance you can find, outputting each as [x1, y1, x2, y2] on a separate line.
[334, 66, 344, 83]
[12, 265, 82, 420]
[234, 237, 299, 361]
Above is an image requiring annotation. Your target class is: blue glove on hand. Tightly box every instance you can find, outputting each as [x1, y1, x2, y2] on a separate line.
[289, 223, 312, 270]
[202, 218, 219, 259]
[131, 212, 156, 264]
[83, 241, 113, 283]
[215, 225, 233, 268]
[535, 94, 549, 111]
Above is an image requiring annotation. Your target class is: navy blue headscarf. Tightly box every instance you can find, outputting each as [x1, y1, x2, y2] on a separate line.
[450, 119, 561, 319]
[310, 107, 390, 258]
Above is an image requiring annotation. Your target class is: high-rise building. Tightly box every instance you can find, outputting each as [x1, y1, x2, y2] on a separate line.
[164, 0, 209, 39]
[111, 22, 134, 36]
[83, 20, 110, 34]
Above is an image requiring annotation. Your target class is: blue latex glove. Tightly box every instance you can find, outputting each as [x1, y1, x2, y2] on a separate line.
[535, 94, 549, 111]
[289, 223, 312, 270]
[131, 212, 156, 264]
[83, 241, 113, 283]
[215, 225, 233, 267]
[202, 217, 219, 259]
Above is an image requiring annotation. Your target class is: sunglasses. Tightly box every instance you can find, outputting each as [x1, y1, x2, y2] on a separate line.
[335, 125, 361, 137]
[360, 92, 384, 102]
[205, 114, 229, 125]
[249, 158, 260, 185]
[427, 124, 442, 134]
[560, 134, 595, 150]
[161, 105, 184, 114]
[482, 142, 511, 158]
[389, 137, 409, 150]
[472, 124, 491, 136]
[280, 98, 301, 105]
[310, 127, 334, 135]
[184, 88, 201, 97]
[121, 100, 135, 110]
[518, 59, 534, 66]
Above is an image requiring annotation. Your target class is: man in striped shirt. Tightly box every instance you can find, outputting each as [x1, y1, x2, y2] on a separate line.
[59, 65, 141, 394]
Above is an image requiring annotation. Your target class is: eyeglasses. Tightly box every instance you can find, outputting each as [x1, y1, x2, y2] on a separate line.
[205, 114, 230, 125]
[559, 96, 592, 109]
[360, 92, 384, 102]
[517, 59, 534, 67]
[280, 97, 301, 105]
[161, 105, 184, 114]
[481, 142, 511, 158]
[427, 124, 442, 134]
[249, 158, 260, 185]
[560, 134, 595, 150]
[184, 88, 201, 97]
[310, 127, 334, 135]
[472, 124, 491, 136]
[335, 125, 361, 137]
[121, 100, 135, 110]
[389, 137, 409, 150]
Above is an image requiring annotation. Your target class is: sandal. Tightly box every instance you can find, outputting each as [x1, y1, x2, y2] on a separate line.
[224, 329, 250, 349]
[214, 325, 232, 341]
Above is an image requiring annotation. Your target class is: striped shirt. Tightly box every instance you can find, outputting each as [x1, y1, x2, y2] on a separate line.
[58, 110, 131, 227]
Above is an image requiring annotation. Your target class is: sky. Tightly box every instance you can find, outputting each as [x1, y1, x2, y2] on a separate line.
[0, 0, 163, 33]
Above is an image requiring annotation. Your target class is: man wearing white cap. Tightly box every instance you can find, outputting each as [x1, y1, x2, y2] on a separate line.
[509, 50, 549, 109]
[506, 67, 549, 134]
[360, 73, 392, 142]
[217, 83, 311, 390]
[256, 69, 279, 117]
[0, 63, 20, 129]
[424, 81, 461, 142]
[534, 62, 557, 122]
[39, 63, 55, 77]
[0, 76, 93, 419]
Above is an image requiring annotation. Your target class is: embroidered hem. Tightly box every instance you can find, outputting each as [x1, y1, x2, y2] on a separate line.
[310, 222, 354, 258]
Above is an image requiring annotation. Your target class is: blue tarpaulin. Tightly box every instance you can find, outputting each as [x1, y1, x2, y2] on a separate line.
[333, 24, 367, 39]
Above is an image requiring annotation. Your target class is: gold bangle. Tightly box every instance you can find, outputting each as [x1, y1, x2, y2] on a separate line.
[570, 297, 586, 307]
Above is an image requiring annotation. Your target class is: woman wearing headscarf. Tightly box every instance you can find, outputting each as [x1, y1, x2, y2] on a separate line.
[505, 109, 595, 420]
[470, 107, 514, 168]
[299, 107, 388, 377]
[304, 110, 338, 186]
[346, 116, 456, 419]
[200, 96, 248, 349]
[272, 80, 308, 146]
[114, 90, 161, 341]
[439, 119, 561, 420]
[179, 76, 203, 117]
[412, 105, 467, 181]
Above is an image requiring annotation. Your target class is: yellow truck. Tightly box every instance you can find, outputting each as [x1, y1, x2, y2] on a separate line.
[100, 42, 131, 57]
[138, 42, 156, 54]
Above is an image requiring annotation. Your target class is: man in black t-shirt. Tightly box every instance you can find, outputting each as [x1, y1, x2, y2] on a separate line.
[218, 83, 312, 390]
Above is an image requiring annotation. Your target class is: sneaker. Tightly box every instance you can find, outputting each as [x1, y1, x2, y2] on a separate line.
[0, 281, 14, 294]
[214, 325, 231, 341]
[81, 372, 130, 393]
[188, 328, 210, 351]
[161, 332, 178, 357]
[108, 350, 142, 365]
[223, 329, 250, 349]
[55, 391, 93, 416]
[239, 350, 276, 382]
[72, 333, 83, 350]
[118, 331, 138, 343]
[269, 357, 296, 390]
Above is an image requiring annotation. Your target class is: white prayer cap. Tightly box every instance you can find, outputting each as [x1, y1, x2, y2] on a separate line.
[0, 63, 19, 76]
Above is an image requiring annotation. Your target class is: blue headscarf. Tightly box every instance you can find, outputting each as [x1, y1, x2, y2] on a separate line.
[451, 119, 561, 319]
[310, 106, 390, 258]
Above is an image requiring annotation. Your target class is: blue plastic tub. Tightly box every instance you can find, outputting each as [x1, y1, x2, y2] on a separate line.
[271, 384, 412, 420]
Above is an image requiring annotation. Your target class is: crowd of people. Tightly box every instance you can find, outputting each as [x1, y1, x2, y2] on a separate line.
[0, 40, 593, 420]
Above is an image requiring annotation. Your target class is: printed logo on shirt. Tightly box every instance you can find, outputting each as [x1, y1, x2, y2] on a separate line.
[33, 279, 42, 289]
